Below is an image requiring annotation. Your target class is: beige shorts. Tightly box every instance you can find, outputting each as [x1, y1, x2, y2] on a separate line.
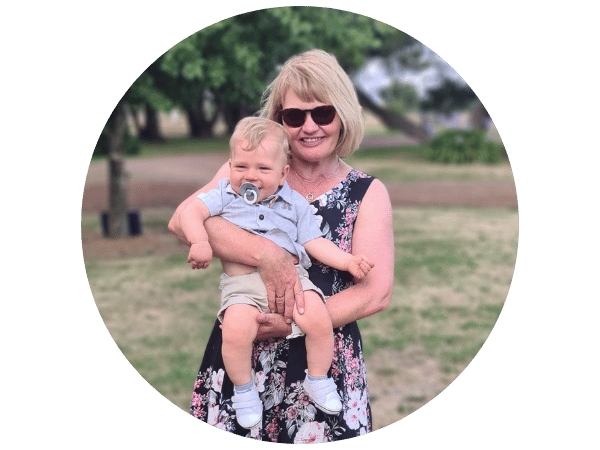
[217, 265, 325, 323]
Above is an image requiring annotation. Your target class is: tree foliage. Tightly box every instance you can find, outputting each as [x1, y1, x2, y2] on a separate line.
[94, 7, 431, 237]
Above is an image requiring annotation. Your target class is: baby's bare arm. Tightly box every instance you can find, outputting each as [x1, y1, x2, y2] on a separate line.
[303, 237, 374, 280]
[180, 199, 213, 269]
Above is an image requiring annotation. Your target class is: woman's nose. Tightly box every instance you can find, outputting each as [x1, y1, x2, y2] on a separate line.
[302, 112, 319, 132]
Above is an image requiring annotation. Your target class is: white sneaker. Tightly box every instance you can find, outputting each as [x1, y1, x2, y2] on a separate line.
[303, 375, 342, 415]
[286, 321, 305, 339]
[231, 387, 262, 429]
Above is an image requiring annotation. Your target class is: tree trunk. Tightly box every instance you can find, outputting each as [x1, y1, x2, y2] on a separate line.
[185, 100, 217, 138]
[107, 101, 129, 238]
[139, 103, 163, 141]
[356, 87, 431, 143]
[222, 103, 253, 135]
[470, 99, 490, 130]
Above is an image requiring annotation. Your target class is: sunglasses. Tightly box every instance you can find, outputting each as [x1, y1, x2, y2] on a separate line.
[279, 105, 337, 128]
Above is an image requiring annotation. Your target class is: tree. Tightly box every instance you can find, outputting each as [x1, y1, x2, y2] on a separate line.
[96, 68, 172, 238]
[421, 78, 477, 115]
[97, 7, 443, 237]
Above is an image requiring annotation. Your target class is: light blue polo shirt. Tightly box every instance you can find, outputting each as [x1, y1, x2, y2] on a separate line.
[197, 178, 323, 269]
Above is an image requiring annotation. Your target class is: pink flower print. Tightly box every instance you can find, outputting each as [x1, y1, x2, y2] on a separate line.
[207, 402, 221, 426]
[294, 421, 328, 444]
[255, 370, 266, 393]
[358, 393, 369, 426]
[210, 368, 224, 392]
[348, 357, 360, 372]
[336, 227, 352, 252]
[345, 207, 357, 224]
[190, 392, 202, 408]
[344, 389, 365, 430]
[297, 391, 311, 407]
[286, 406, 300, 420]
[265, 419, 280, 442]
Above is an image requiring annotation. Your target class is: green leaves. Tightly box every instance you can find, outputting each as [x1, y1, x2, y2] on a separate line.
[425, 129, 505, 164]
[122, 7, 408, 118]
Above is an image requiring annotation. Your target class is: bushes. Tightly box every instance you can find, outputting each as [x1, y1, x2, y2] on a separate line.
[93, 128, 141, 158]
[424, 129, 505, 164]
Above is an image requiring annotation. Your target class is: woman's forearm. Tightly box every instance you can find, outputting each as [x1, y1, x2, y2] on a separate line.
[325, 277, 392, 329]
[205, 217, 304, 323]
[204, 216, 276, 266]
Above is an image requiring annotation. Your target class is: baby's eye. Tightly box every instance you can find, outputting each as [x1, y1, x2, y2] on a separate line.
[259, 167, 271, 172]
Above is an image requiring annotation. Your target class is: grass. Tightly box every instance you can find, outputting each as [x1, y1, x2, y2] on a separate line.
[82, 138, 517, 431]
[346, 147, 513, 183]
[84, 206, 517, 431]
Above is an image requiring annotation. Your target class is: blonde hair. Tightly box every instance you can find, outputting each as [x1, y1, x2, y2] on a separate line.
[259, 49, 364, 157]
[230, 117, 290, 165]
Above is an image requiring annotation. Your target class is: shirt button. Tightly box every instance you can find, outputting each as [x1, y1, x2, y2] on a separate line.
[259, 214, 264, 220]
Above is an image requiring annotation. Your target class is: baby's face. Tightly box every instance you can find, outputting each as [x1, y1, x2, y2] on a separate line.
[229, 138, 289, 202]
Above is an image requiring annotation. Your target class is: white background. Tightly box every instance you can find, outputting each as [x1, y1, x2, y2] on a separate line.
[2, 1, 598, 448]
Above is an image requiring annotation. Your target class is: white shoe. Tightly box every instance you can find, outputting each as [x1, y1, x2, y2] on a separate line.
[231, 387, 262, 429]
[303, 375, 342, 415]
[286, 321, 305, 339]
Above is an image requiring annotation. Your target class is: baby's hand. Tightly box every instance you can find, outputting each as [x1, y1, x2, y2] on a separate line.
[347, 254, 374, 280]
[187, 242, 213, 270]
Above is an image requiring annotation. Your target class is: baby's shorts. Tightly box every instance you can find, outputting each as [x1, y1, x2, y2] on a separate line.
[217, 265, 325, 323]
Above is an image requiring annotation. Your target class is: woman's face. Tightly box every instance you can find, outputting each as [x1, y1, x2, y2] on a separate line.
[281, 89, 342, 165]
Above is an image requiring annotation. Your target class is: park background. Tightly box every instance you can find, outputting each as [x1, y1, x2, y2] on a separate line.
[81, 7, 517, 433]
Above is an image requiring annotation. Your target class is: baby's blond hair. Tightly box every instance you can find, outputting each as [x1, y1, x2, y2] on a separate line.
[230, 117, 290, 165]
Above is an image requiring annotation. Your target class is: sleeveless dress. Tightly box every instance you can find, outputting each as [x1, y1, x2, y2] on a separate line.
[189, 169, 375, 443]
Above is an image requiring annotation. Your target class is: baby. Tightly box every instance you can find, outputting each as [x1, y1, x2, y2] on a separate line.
[180, 117, 373, 428]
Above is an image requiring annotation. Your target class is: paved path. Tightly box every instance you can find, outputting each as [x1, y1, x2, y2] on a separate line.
[82, 148, 517, 212]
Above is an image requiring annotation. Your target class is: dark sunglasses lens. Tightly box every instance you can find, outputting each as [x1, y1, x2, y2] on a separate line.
[281, 109, 305, 127]
[311, 106, 336, 125]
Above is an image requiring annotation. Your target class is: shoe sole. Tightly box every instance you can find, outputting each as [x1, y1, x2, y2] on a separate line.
[238, 416, 261, 429]
[313, 403, 342, 415]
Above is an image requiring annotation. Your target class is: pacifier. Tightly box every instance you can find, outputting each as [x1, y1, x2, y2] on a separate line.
[240, 182, 260, 205]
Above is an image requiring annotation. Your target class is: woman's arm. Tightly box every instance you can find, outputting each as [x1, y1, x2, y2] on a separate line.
[325, 179, 394, 327]
[168, 162, 229, 245]
[204, 217, 305, 324]
[256, 179, 394, 335]
[168, 161, 305, 324]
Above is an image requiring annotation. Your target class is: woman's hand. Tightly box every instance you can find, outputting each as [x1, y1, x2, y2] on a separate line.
[255, 312, 292, 340]
[198, 214, 304, 323]
[257, 246, 304, 324]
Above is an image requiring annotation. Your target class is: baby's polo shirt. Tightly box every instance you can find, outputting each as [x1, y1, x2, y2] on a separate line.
[197, 178, 323, 269]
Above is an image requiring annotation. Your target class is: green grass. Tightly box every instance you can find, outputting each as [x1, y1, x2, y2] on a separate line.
[84, 204, 517, 430]
[82, 146, 518, 431]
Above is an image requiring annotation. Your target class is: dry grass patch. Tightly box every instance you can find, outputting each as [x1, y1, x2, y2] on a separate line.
[347, 151, 515, 183]
[359, 206, 517, 429]
[83, 204, 518, 431]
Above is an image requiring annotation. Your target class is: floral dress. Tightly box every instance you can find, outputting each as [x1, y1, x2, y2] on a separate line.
[190, 169, 376, 443]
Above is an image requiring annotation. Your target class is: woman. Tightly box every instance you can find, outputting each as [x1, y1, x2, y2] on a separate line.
[169, 49, 394, 442]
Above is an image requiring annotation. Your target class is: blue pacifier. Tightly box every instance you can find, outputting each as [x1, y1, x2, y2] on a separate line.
[240, 182, 260, 205]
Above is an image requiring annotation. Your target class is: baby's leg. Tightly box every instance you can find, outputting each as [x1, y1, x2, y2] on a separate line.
[293, 291, 334, 378]
[221, 304, 260, 386]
